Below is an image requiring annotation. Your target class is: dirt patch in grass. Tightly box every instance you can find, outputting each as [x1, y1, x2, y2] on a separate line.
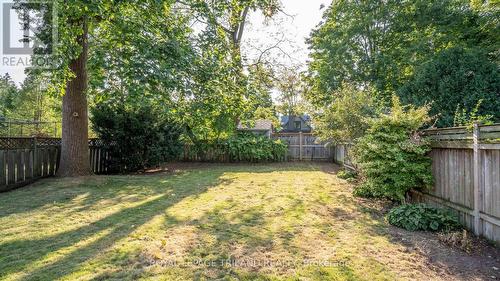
[0, 162, 498, 281]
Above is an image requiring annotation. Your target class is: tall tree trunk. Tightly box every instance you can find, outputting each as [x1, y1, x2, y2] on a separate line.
[57, 19, 91, 177]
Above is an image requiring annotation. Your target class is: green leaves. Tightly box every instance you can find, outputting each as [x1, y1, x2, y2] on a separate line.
[307, 0, 498, 106]
[184, 133, 287, 162]
[91, 102, 183, 172]
[353, 96, 433, 202]
[226, 133, 287, 162]
[387, 204, 460, 232]
[399, 47, 500, 127]
[313, 84, 380, 144]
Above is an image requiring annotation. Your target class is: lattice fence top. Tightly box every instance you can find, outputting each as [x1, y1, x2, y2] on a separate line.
[0, 138, 112, 150]
[0, 138, 36, 150]
[36, 138, 62, 147]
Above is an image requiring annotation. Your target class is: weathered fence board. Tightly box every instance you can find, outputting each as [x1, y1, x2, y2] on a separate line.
[273, 133, 333, 161]
[332, 123, 500, 244]
[414, 123, 500, 244]
[0, 138, 112, 192]
[332, 143, 356, 170]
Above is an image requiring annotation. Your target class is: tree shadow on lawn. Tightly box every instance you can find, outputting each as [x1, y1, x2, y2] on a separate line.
[0, 162, 322, 217]
[93, 199, 360, 281]
[0, 163, 330, 281]
[0, 169, 232, 281]
[7, 162, 473, 280]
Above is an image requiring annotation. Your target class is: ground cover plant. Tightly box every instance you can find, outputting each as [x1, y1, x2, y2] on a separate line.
[387, 204, 460, 232]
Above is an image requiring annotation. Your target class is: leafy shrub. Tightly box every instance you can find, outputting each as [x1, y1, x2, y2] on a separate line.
[388, 204, 460, 232]
[352, 183, 376, 198]
[91, 103, 183, 172]
[353, 96, 433, 201]
[226, 133, 287, 162]
[183, 133, 287, 162]
[453, 99, 494, 129]
[314, 84, 380, 144]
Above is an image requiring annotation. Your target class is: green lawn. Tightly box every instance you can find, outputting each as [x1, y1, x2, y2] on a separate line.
[0, 163, 495, 281]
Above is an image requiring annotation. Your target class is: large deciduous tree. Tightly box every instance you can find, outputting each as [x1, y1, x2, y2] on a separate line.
[181, 0, 281, 66]
[275, 67, 306, 116]
[175, 0, 283, 142]
[25, 0, 177, 176]
[0, 74, 19, 118]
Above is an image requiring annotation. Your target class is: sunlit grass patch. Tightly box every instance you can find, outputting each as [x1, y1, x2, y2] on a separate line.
[0, 163, 466, 281]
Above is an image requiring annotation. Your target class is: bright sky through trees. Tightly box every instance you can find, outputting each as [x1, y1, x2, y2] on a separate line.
[0, 0, 327, 84]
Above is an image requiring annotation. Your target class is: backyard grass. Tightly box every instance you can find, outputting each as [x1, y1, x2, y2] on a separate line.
[0, 163, 498, 281]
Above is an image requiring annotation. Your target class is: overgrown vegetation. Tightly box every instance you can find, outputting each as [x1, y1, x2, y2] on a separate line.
[388, 204, 460, 232]
[91, 103, 183, 172]
[307, 0, 499, 126]
[226, 133, 287, 162]
[314, 84, 380, 144]
[353, 96, 433, 202]
[398, 47, 499, 127]
[185, 133, 287, 163]
[453, 99, 494, 129]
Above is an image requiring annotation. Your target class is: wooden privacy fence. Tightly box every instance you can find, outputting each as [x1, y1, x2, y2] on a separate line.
[332, 143, 356, 170]
[0, 138, 112, 192]
[412, 123, 500, 243]
[330, 124, 500, 243]
[273, 132, 333, 161]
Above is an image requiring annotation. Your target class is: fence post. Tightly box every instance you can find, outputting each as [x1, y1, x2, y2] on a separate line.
[299, 132, 303, 161]
[473, 122, 481, 236]
[33, 137, 37, 177]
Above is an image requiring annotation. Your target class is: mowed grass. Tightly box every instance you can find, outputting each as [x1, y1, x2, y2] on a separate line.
[0, 163, 453, 280]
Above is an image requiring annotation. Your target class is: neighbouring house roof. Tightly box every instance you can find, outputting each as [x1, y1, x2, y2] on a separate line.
[237, 119, 273, 131]
[280, 115, 311, 127]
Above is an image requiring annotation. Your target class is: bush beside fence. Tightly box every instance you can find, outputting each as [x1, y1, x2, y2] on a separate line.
[181, 134, 288, 163]
[332, 124, 500, 244]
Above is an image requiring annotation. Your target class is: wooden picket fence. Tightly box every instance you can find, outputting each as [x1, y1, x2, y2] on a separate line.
[0, 138, 112, 192]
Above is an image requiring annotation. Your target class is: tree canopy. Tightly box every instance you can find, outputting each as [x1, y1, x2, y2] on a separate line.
[398, 47, 500, 127]
[306, 0, 499, 110]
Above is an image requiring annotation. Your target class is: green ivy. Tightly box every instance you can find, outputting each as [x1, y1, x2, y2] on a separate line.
[387, 204, 460, 232]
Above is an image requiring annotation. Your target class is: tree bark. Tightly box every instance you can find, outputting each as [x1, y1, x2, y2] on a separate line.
[57, 19, 91, 177]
